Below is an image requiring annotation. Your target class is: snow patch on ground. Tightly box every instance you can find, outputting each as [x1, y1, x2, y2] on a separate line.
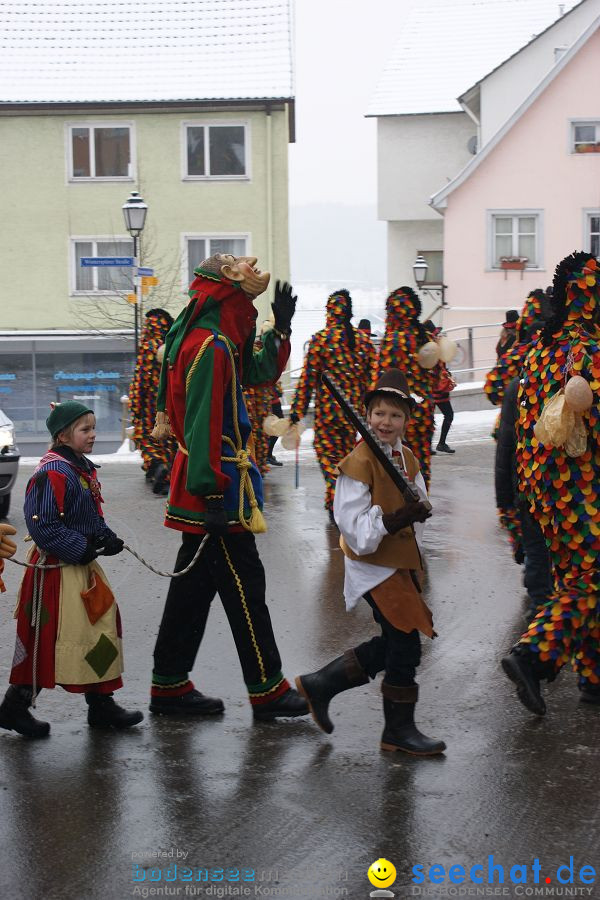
[19, 409, 497, 466]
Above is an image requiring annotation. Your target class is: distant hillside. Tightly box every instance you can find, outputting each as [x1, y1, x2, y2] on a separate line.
[290, 204, 386, 285]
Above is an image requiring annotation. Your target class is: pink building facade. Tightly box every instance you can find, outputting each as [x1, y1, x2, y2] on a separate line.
[434, 23, 600, 364]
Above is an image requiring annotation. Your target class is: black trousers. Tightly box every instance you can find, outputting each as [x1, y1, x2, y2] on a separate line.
[519, 501, 552, 607]
[353, 594, 422, 687]
[437, 399, 454, 444]
[153, 532, 283, 691]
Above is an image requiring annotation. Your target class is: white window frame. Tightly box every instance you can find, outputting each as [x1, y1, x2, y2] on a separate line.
[570, 119, 600, 154]
[486, 210, 544, 271]
[181, 233, 250, 289]
[70, 236, 135, 296]
[181, 120, 251, 181]
[583, 209, 600, 257]
[66, 122, 136, 182]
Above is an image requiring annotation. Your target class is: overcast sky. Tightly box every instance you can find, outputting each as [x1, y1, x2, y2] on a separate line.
[289, 0, 413, 208]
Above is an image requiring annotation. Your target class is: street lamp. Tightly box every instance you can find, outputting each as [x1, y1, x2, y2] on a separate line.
[413, 254, 428, 286]
[122, 190, 148, 350]
[412, 253, 447, 308]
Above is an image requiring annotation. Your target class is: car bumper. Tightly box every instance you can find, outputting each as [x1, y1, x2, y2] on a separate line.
[0, 451, 20, 496]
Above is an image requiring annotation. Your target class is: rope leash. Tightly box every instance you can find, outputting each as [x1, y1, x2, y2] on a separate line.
[6, 534, 209, 578]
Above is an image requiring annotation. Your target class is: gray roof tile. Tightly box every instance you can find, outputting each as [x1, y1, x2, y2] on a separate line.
[367, 0, 579, 116]
[0, 0, 293, 103]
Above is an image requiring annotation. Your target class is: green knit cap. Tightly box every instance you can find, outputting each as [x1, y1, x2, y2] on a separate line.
[46, 401, 94, 438]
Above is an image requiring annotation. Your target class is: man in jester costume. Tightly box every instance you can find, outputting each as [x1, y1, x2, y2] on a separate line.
[502, 252, 600, 714]
[243, 323, 277, 475]
[377, 287, 435, 488]
[129, 308, 176, 494]
[485, 294, 551, 555]
[148, 254, 308, 720]
[484, 289, 552, 410]
[289, 289, 376, 515]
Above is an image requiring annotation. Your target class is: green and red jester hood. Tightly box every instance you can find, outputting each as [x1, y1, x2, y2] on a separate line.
[153, 266, 290, 534]
[156, 268, 265, 415]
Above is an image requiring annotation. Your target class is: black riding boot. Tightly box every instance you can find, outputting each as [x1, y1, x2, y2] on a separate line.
[85, 692, 144, 730]
[0, 685, 50, 738]
[295, 650, 368, 733]
[380, 683, 446, 755]
[501, 645, 556, 716]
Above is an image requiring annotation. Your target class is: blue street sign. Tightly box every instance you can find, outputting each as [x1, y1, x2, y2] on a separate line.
[80, 257, 135, 267]
[137, 267, 154, 276]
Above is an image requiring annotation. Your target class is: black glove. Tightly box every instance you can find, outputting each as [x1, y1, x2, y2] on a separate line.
[79, 540, 98, 565]
[203, 496, 229, 537]
[98, 535, 125, 557]
[271, 280, 297, 338]
[382, 499, 432, 535]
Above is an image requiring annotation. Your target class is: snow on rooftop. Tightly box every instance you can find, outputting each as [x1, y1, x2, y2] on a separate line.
[367, 0, 580, 116]
[0, 0, 293, 104]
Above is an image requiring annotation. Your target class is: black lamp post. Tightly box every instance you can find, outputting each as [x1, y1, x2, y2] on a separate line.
[122, 190, 148, 350]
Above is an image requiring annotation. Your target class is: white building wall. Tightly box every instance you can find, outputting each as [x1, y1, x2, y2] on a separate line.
[386, 219, 444, 317]
[377, 113, 473, 289]
[377, 113, 474, 222]
[480, 0, 600, 144]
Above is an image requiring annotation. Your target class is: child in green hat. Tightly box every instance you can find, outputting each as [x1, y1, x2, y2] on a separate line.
[0, 401, 143, 738]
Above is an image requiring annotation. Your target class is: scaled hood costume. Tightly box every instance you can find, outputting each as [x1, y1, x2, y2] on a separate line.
[290, 289, 376, 511]
[377, 287, 435, 488]
[129, 308, 176, 482]
[512, 252, 600, 697]
[484, 290, 551, 442]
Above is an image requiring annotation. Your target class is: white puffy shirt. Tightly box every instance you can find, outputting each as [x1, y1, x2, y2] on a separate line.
[333, 439, 429, 610]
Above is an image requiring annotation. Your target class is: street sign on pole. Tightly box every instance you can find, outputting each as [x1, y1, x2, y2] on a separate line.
[137, 267, 154, 276]
[80, 257, 135, 267]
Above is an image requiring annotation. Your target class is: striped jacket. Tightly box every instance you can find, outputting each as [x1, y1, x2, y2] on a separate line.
[25, 447, 116, 564]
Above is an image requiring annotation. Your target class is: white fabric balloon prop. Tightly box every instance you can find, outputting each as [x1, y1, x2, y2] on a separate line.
[417, 341, 441, 369]
[437, 335, 457, 363]
[564, 375, 593, 412]
[263, 415, 305, 449]
[534, 376, 594, 458]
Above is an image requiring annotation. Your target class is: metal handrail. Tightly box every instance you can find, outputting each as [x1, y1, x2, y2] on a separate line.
[280, 319, 505, 408]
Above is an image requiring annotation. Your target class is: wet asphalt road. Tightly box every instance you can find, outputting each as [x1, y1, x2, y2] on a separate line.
[1, 437, 599, 900]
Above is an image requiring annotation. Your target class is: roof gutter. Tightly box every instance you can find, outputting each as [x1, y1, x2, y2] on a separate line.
[0, 96, 296, 142]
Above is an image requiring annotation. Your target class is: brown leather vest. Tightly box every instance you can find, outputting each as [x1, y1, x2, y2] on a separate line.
[338, 441, 423, 570]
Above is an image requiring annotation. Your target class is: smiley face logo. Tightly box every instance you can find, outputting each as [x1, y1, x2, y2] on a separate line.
[367, 858, 396, 889]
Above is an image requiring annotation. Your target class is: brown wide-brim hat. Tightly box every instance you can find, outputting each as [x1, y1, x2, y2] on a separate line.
[364, 368, 416, 413]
